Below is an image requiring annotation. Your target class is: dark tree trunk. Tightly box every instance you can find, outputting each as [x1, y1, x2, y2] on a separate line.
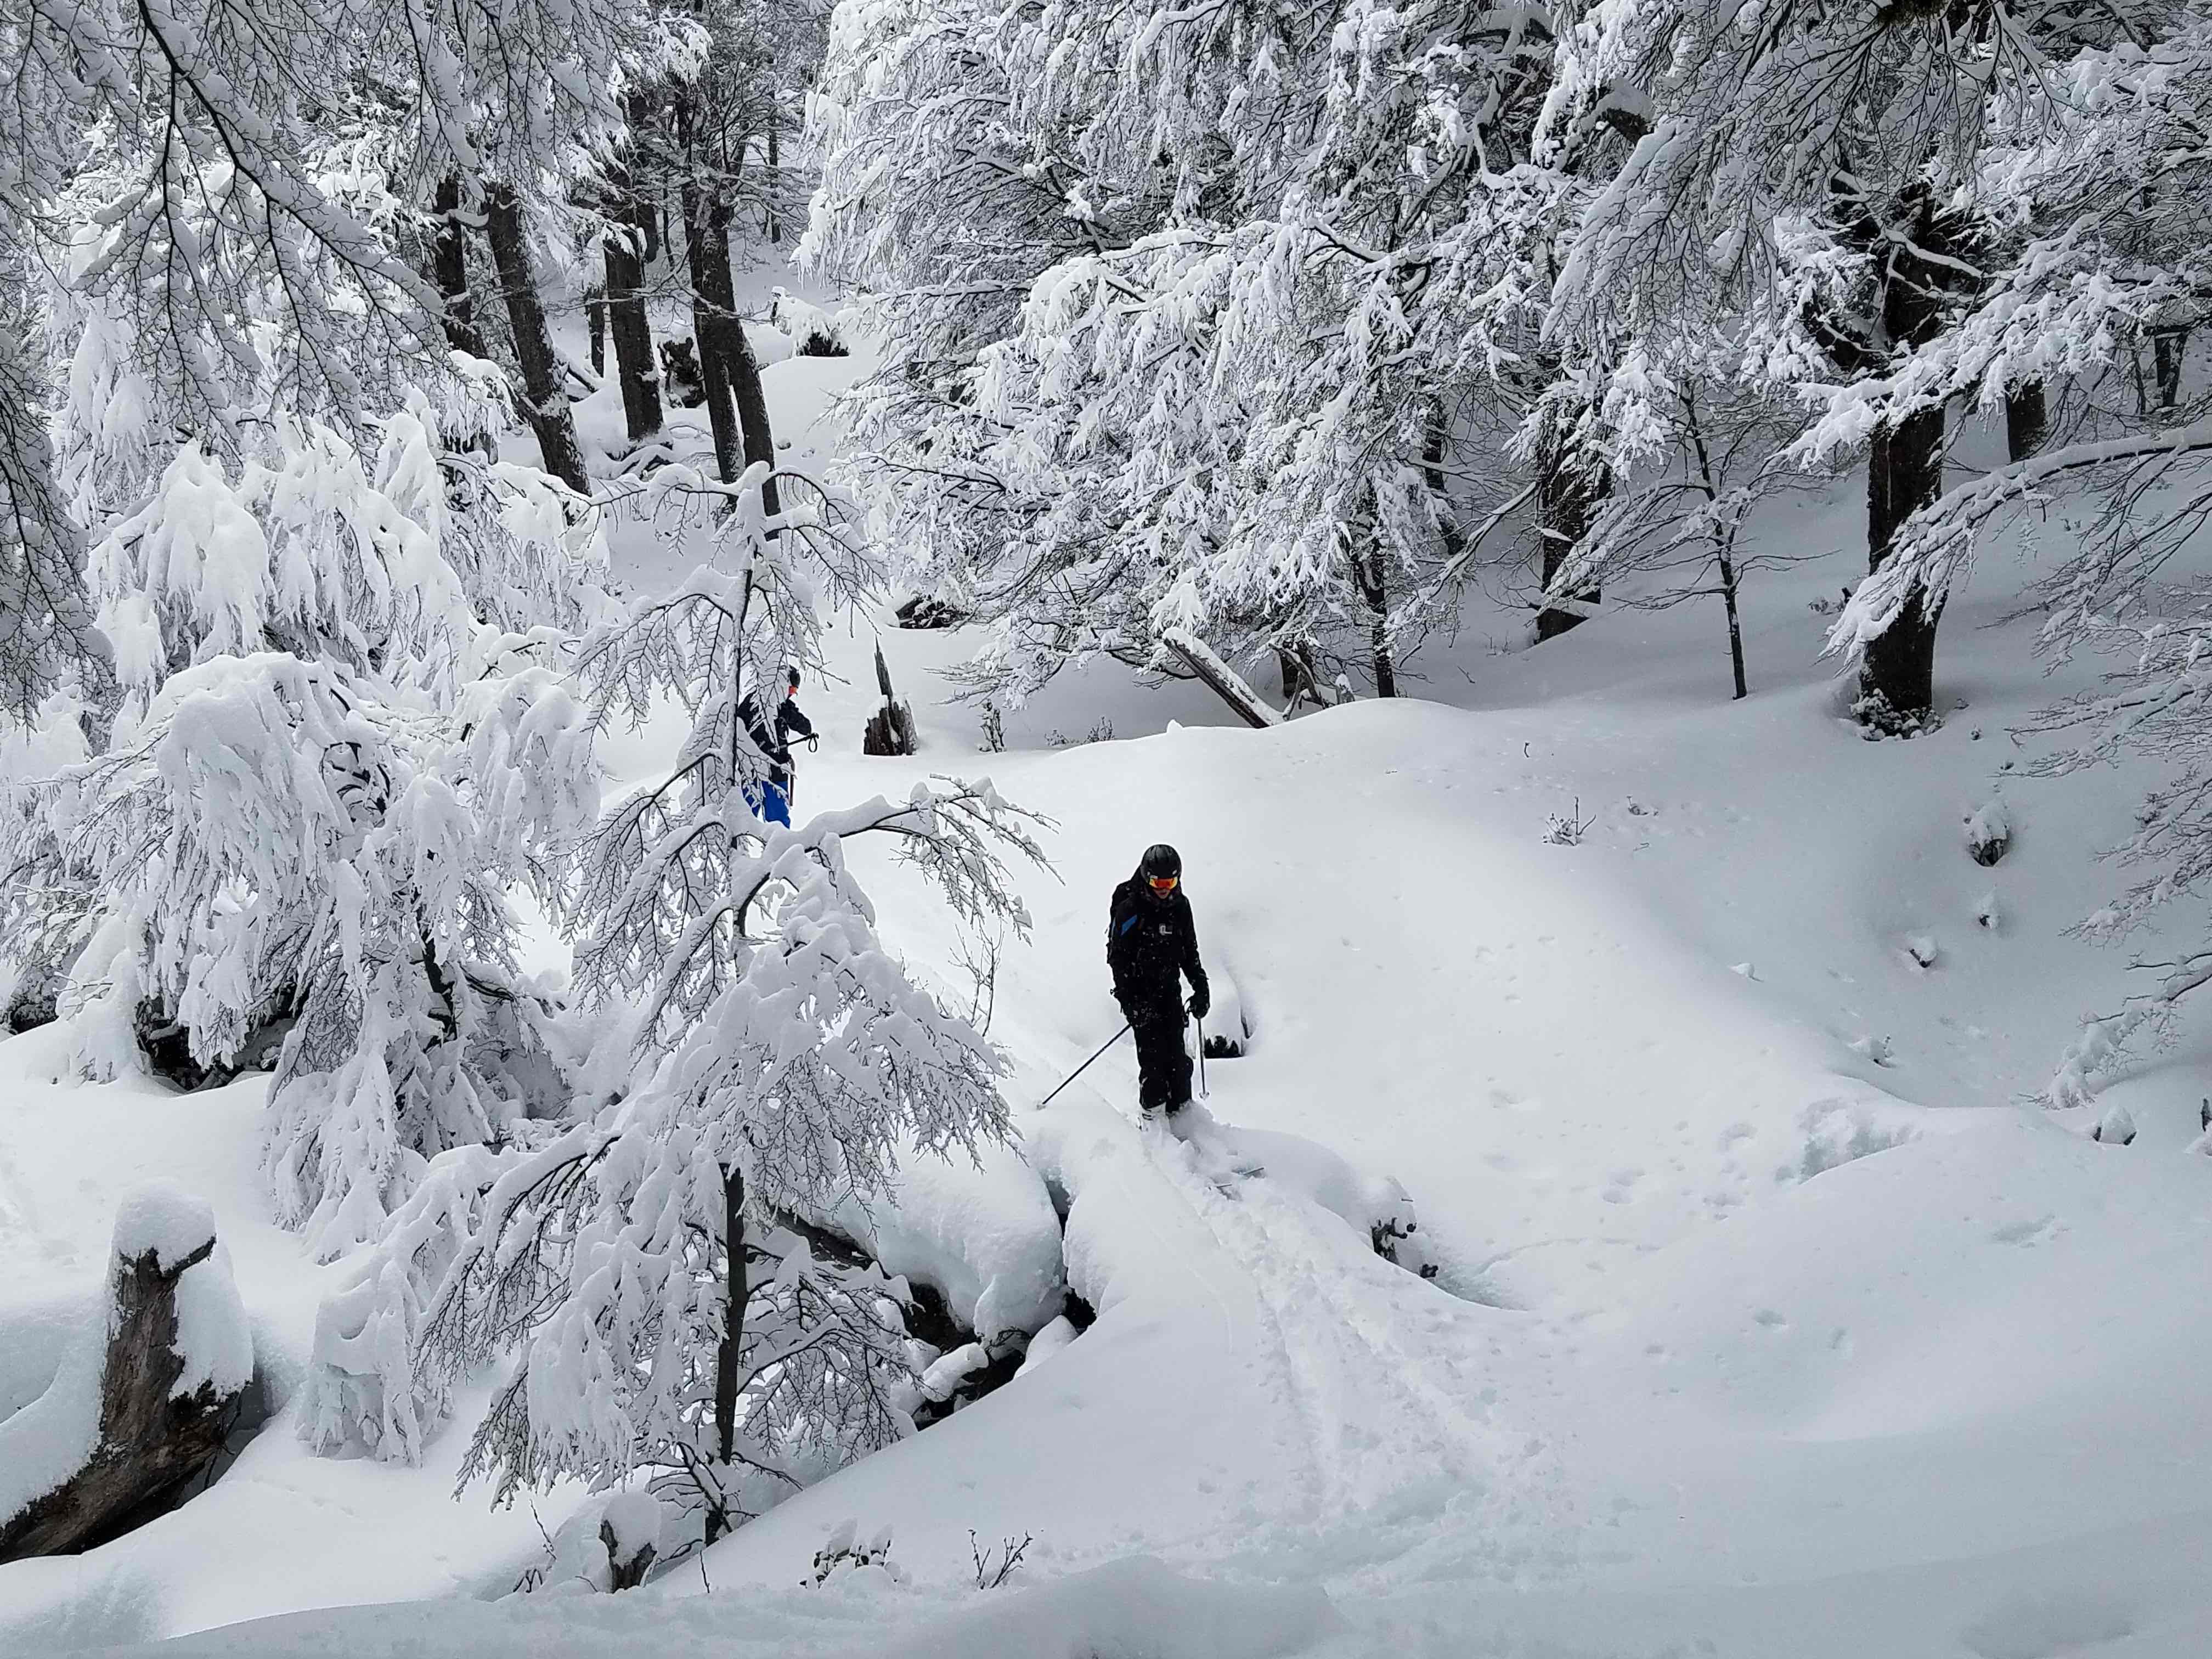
[428, 176, 488, 360]
[586, 281, 607, 377]
[603, 231, 662, 443]
[1353, 546, 1397, 697]
[1857, 191, 1954, 732]
[1536, 436, 1606, 641]
[1717, 541, 1747, 701]
[481, 185, 591, 494]
[765, 121, 782, 245]
[682, 183, 745, 491]
[2152, 329, 2187, 410]
[1, 1235, 245, 1562]
[1860, 408, 1947, 729]
[707, 1163, 746, 1545]
[2005, 380, 2047, 462]
[603, 105, 663, 445]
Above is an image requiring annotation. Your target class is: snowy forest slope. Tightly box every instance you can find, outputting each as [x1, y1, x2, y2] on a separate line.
[8, 363, 2211, 1652]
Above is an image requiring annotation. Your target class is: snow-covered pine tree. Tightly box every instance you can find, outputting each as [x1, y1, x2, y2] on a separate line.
[302, 466, 1048, 1550]
[804, 0, 1562, 706]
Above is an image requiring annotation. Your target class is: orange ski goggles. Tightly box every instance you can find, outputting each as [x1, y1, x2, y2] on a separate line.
[1147, 873, 1178, 893]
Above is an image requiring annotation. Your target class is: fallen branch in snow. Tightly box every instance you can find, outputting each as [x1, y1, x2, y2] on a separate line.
[1160, 630, 1283, 730]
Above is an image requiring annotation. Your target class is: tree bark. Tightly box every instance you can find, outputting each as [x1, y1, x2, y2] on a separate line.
[481, 185, 591, 494]
[707, 1163, 746, 1545]
[603, 229, 662, 443]
[428, 176, 488, 360]
[1162, 629, 1284, 728]
[2005, 380, 2047, 462]
[1536, 438, 1606, 641]
[1857, 190, 1954, 732]
[1356, 550, 1397, 697]
[2152, 329, 2187, 410]
[1, 1237, 245, 1561]
[1860, 408, 1947, 729]
[765, 121, 782, 245]
[1718, 540, 1747, 701]
[603, 107, 664, 445]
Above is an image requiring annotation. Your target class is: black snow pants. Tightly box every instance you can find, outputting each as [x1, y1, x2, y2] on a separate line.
[1129, 1000, 1192, 1112]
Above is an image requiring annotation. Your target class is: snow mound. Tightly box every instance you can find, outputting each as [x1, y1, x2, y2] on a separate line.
[111, 1181, 216, 1272]
[0, 1303, 105, 1528]
[825, 1136, 1065, 1343]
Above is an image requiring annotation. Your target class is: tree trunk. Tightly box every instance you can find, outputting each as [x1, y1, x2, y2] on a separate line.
[603, 230, 662, 443]
[1717, 540, 1747, 701]
[0, 1234, 245, 1561]
[603, 105, 664, 445]
[2152, 329, 2187, 410]
[428, 176, 488, 360]
[765, 121, 782, 245]
[1536, 438, 1605, 641]
[2005, 380, 2047, 462]
[586, 281, 607, 377]
[1856, 189, 1954, 732]
[481, 185, 591, 494]
[1859, 408, 1947, 729]
[681, 183, 746, 489]
[1162, 629, 1285, 728]
[1350, 537, 1397, 697]
[707, 1163, 746, 1546]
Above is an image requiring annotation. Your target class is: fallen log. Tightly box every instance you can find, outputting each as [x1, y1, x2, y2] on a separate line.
[1161, 629, 1284, 730]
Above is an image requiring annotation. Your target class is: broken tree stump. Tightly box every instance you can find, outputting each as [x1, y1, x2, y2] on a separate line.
[0, 1183, 251, 1561]
[863, 643, 921, 756]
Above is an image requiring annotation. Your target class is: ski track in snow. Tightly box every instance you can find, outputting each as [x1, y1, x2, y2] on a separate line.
[1121, 1119, 1578, 1591]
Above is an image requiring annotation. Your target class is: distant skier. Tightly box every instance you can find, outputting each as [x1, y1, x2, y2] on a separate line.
[735, 665, 816, 827]
[1106, 844, 1210, 1114]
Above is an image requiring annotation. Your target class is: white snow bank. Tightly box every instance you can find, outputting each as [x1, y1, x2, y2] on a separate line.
[823, 1136, 1065, 1343]
[0, 1296, 104, 1526]
[125, 1554, 1340, 1659]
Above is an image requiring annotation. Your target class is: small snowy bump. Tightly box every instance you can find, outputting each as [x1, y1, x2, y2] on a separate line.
[1902, 933, 1939, 970]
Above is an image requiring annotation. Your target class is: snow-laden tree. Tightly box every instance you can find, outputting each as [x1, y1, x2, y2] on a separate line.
[300, 469, 1048, 1547]
[0, 380, 624, 1255]
[29, 649, 598, 1258]
[805, 0, 1564, 704]
[1538, 0, 2182, 730]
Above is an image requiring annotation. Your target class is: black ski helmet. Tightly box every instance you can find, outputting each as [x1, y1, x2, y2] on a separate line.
[1139, 843, 1181, 882]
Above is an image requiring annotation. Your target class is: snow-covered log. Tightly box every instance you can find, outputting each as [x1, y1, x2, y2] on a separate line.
[0, 1182, 251, 1561]
[1160, 631, 1284, 731]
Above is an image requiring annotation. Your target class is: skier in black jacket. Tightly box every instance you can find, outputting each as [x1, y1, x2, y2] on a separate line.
[734, 665, 816, 826]
[1106, 843, 1210, 1114]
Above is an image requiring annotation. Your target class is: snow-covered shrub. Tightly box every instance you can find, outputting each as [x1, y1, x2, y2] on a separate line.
[768, 290, 849, 358]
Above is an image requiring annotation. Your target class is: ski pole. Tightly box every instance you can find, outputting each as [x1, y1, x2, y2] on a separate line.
[1038, 1021, 1131, 1109]
[1196, 1013, 1208, 1098]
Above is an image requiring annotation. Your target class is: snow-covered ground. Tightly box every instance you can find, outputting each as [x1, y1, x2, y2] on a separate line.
[5, 290, 2211, 1658]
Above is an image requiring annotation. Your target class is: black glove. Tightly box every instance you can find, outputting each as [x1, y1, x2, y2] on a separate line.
[1187, 989, 1209, 1019]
